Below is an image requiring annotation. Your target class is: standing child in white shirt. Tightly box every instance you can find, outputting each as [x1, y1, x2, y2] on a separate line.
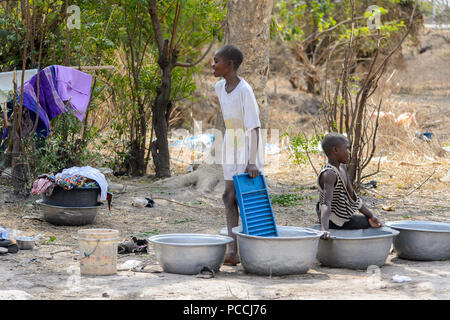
[212, 45, 263, 265]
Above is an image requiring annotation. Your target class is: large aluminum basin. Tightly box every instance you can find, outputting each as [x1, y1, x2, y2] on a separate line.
[231, 226, 323, 276]
[148, 234, 233, 275]
[386, 220, 450, 261]
[310, 225, 399, 270]
[36, 199, 101, 226]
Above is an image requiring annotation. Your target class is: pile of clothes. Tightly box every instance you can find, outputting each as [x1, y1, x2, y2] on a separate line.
[32, 166, 112, 209]
[32, 166, 107, 199]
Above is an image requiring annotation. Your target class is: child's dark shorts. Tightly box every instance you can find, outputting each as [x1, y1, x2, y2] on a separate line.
[316, 202, 370, 230]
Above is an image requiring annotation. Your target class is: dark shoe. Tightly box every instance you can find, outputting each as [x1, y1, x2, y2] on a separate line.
[0, 240, 19, 253]
[0, 239, 12, 247]
[7, 244, 19, 254]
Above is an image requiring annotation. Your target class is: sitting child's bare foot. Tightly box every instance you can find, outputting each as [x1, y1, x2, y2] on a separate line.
[223, 253, 240, 266]
[368, 217, 382, 228]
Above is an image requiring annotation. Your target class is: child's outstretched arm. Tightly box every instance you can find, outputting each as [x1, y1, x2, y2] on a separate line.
[320, 170, 337, 239]
[359, 204, 382, 228]
[245, 127, 260, 178]
[344, 168, 382, 228]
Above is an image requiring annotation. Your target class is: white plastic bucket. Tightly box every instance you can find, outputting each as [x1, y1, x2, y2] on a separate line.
[78, 229, 120, 276]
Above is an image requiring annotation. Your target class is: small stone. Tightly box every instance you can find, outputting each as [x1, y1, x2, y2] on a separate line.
[440, 171, 450, 183]
[108, 182, 126, 194]
[99, 167, 114, 176]
[102, 292, 109, 298]
[0, 247, 8, 254]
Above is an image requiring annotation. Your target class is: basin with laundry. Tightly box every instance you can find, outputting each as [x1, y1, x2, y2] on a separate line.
[33, 166, 108, 226]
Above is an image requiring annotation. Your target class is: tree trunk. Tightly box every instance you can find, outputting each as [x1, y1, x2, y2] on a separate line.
[11, 111, 28, 195]
[224, 0, 274, 129]
[151, 40, 174, 178]
[155, 0, 274, 190]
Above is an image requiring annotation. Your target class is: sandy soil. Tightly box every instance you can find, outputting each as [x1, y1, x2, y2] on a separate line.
[0, 150, 448, 300]
[0, 28, 449, 300]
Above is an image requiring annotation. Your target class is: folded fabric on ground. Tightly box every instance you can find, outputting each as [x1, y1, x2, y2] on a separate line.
[1, 66, 92, 140]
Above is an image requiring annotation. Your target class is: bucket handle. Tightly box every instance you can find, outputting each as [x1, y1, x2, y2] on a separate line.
[79, 239, 100, 261]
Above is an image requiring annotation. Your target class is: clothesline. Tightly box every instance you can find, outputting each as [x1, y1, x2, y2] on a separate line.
[69, 65, 116, 71]
[0, 65, 115, 104]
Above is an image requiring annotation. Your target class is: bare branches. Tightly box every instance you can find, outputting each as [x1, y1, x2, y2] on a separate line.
[17, 0, 31, 140]
[174, 21, 225, 68]
[148, 0, 165, 51]
[169, 1, 182, 55]
[322, 0, 418, 188]
[30, 10, 48, 138]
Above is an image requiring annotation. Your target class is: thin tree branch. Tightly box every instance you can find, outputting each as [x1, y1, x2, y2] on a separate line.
[149, 0, 165, 51]
[169, 0, 181, 55]
[30, 12, 46, 138]
[174, 21, 226, 68]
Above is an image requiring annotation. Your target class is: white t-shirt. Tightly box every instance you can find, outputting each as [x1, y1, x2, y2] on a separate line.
[215, 77, 264, 180]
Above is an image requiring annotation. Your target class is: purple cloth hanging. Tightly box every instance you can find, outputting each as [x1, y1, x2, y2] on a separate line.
[1, 66, 92, 139]
[2, 66, 62, 139]
[53, 66, 92, 122]
[24, 66, 67, 128]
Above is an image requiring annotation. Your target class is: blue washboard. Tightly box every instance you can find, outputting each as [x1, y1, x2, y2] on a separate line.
[233, 173, 278, 237]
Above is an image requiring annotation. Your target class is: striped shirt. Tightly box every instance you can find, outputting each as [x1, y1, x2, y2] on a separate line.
[317, 163, 363, 226]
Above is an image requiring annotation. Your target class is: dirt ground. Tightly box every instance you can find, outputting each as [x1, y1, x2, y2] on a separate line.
[0, 28, 449, 300]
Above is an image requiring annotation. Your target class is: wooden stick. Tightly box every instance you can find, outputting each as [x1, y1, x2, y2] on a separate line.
[151, 196, 208, 209]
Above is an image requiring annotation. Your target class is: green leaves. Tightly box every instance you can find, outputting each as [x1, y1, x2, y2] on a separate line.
[135, 229, 159, 237]
[42, 236, 56, 245]
[284, 132, 324, 165]
[270, 193, 314, 207]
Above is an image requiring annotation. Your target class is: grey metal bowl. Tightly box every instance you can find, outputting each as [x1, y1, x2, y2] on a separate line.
[231, 226, 323, 276]
[148, 234, 234, 275]
[310, 225, 399, 270]
[36, 199, 102, 226]
[385, 220, 450, 261]
[16, 237, 35, 250]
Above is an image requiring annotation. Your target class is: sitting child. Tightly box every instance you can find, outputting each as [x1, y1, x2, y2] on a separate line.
[316, 133, 382, 240]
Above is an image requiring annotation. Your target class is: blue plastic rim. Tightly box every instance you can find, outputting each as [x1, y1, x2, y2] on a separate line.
[233, 173, 278, 237]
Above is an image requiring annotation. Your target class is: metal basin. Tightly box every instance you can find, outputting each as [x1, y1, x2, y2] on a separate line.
[36, 199, 101, 226]
[148, 234, 234, 275]
[16, 237, 35, 250]
[42, 186, 99, 207]
[386, 220, 450, 261]
[310, 225, 399, 270]
[231, 226, 323, 276]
